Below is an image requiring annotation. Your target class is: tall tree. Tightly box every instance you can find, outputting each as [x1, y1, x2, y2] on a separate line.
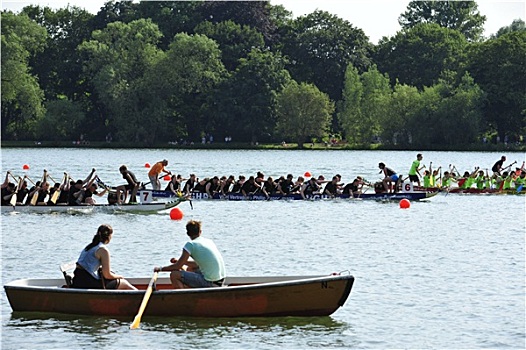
[194, 20, 265, 71]
[410, 71, 484, 147]
[281, 10, 373, 103]
[1, 11, 47, 140]
[399, 0, 486, 41]
[22, 5, 95, 100]
[493, 19, 526, 38]
[338, 65, 390, 145]
[338, 65, 363, 145]
[134, 1, 203, 49]
[211, 48, 291, 143]
[78, 19, 164, 142]
[276, 81, 334, 148]
[379, 83, 421, 146]
[375, 23, 468, 89]
[150, 33, 227, 142]
[197, 1, 277, 45]
[467, 31, 526, 142]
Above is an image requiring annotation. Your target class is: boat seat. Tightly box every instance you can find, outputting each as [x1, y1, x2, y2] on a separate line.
[60, 261, 76, 287]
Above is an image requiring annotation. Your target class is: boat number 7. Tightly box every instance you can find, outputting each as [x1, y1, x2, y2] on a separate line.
[142, 191, 150, 203]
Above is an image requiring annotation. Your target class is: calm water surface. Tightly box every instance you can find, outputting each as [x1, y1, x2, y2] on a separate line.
[1, 148, 525, 349]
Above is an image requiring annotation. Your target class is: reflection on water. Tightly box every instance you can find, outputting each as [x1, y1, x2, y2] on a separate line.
[7, 313, 356, 349]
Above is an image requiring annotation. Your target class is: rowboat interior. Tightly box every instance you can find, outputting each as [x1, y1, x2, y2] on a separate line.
[6, 274, 348, 290]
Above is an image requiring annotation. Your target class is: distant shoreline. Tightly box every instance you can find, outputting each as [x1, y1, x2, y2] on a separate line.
[1, 141, 524, 153]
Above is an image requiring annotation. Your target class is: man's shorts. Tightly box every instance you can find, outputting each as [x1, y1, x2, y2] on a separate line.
[181, 270, 219, 288]
[409, 174, 419, 182]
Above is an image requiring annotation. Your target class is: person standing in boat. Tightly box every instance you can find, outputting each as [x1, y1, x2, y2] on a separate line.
[378, 162, 399, 193]
[72, 224, 137, 290]
[116, 165, 139, 204]
[408, 153, 424, 186]
[148, 159, 171, 190]
[491, 155, 506, 176]
[154, 220, 226, 289]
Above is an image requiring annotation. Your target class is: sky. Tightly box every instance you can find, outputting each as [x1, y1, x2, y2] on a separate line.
[2, 0, 525, 43]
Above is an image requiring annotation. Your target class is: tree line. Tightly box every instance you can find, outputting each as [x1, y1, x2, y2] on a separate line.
[1, 1, 525, 148]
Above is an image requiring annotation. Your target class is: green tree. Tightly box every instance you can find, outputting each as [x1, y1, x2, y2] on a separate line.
[380, 83, 421, 146]
[194, 20, 265, 71]
[134, 1, 203, 50]
[281, 10, 373, 103]
[467, 31, 526, 141]
[338, 65, 391, 145]
[36, 99, 86, 141]
[197, 1, 277, 45]
[1, 11, 47, 140]
[493, 19, 526, 38]
[149, 33, 227, 142]
[22, 5, 94, 100]
[360, 67, 391, 145]
[78, 19, 164, 143]
[399, 0, 486, 41]
[338, 65, 363, 145]
[375, 23, 468, 89]
[211, 48, 290, 143]
[410, 72, 484, 147]
[276, 81, 334, 148]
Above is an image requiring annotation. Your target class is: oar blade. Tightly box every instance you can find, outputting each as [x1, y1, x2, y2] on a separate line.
[129, 272, 158, 330]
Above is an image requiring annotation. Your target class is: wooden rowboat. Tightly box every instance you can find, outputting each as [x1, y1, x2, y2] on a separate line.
[0, 198, 184, 214]
[4, 273, 354, 317]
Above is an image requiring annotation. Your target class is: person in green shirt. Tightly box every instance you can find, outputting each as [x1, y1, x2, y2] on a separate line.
[514, 171, 526, 191]
[423, 170, 432, 188]
[408, 153, 424, 186]
[458, 168, 479, 189]
[474, 170, 488, 190]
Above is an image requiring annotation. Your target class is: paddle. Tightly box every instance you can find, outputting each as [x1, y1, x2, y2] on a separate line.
[130, 271, 158, 329]
[9, 174, 22, 207]
[501, 161, 517, 173]
[142, 174, 168, 188]
[50, 173, 67, 204]
[517, 184, 524, 193]
[30, 170, 46, 206]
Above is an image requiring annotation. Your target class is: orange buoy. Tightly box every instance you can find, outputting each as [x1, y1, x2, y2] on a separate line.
[163, 175, 171, 181]
[304, 171, 311, 178]
[169, 207, 184, 220]
[22, 164, 30, 170]
[145, 163, 151, 168]
[399, 198, 411, 209]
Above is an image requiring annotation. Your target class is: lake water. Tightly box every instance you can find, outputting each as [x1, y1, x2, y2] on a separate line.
[1, 148, 525, 349]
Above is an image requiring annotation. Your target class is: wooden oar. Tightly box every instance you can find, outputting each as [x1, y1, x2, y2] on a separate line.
[130, 271, 158, 329]
[50, 173, 67, 204]
[9, 175, 22, 207]
[30, 170, 47, 206]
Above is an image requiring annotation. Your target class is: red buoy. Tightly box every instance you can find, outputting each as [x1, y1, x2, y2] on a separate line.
[169, 207, 184, 220]
[399, 198, 411, 209]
